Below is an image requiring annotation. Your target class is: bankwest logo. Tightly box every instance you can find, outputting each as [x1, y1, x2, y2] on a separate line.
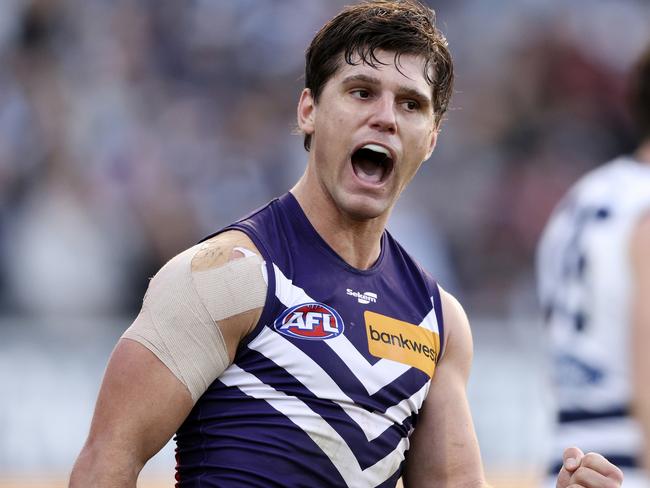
[365, 311, 439, 378]
[347, 288, 377, 304]
[368, 326, 437, 362]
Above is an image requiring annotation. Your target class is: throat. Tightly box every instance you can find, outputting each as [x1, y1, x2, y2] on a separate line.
[289, 174, 388, 268]
[327, 228, 384, 270]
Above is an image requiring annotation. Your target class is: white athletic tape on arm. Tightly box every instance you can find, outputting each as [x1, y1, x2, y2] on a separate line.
[122, 243, 266, 403]
[193, 255, 266, 322]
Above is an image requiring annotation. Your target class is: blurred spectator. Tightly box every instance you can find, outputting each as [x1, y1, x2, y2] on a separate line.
[0, 0, 648, 322]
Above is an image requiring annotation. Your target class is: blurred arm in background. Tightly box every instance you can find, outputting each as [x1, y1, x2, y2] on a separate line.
[631, 207, 650, 474]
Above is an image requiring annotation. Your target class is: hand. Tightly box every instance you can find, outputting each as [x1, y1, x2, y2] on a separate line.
[555, 447, 624, 488]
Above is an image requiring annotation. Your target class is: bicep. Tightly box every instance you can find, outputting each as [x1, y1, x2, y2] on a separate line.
[403, 290, 485, 487]
[83, 338, 194, 468]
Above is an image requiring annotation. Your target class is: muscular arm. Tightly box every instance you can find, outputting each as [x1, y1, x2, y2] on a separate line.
[69, 231, 264, 487]
[630, 211, 650, 473]
[69, 340, 193, 487]
[402, 288, 487, 488]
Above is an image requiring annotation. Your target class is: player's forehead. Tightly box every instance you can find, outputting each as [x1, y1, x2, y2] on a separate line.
[329, 50, 432, 97]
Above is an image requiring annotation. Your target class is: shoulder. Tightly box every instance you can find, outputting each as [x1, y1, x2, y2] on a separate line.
[439, 287, 469, 326]
[157, 230, 262, 275]
[191, 230, 263, 270]
[146, 230, 267, 320]
[123, 233, 266, 403]
[437, 287, 473, 370]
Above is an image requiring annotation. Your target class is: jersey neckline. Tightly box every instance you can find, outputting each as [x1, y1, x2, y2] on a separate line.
[279, 191, 388, 276]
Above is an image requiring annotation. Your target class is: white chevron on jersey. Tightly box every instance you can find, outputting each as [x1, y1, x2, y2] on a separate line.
[272, 263, 440, 395]
[418, 302, 440, 335]
[220, 364, 409, 487]
[248, 326, 430, 441]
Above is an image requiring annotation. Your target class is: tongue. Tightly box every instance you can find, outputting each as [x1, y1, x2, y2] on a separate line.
[353, 158, 383, 183]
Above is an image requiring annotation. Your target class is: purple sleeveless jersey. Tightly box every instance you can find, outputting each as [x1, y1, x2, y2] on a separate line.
[175, 192, 445, 488]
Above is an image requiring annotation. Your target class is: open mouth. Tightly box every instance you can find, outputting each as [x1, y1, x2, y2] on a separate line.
[351, 144, 394, 184]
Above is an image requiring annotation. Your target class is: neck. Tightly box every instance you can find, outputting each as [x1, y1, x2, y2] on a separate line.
[290, 174, 389, 270]
[635, 139, 650, 165]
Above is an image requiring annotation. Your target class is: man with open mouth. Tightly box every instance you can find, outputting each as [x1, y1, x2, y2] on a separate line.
[70, 1, 624, 487]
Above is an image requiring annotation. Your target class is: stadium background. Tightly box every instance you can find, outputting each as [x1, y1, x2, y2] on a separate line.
[0, 0, 648, 486]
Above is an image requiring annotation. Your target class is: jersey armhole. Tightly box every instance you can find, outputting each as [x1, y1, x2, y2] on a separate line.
[431, 283, 446, 359]
[221, 222, 277, 351]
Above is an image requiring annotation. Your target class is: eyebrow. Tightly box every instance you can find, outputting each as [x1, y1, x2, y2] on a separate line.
[340, 73, 432, 106]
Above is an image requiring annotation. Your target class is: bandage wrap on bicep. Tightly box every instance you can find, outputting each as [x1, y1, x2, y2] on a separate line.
[122, 243, 267, 403]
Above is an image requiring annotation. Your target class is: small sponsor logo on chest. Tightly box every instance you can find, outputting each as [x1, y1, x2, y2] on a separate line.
[347, 288, 377, 304]
[274, 302, 344, 340]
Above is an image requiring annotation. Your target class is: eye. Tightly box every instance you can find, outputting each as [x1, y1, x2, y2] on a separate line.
[402, 100, 420, 111]
[351, 89, 371, 99]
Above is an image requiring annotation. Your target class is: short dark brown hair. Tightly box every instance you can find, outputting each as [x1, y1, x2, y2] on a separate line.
[303, 0, 454, 151]
[629, 43, 650, 141]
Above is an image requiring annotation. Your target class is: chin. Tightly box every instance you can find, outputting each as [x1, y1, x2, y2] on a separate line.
[340, 194, 390, 221]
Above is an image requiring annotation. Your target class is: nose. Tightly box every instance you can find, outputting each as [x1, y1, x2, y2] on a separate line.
[368, 94, 397, 134]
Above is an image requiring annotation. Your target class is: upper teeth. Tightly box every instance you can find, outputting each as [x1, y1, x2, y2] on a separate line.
[362, 144, 391, 158]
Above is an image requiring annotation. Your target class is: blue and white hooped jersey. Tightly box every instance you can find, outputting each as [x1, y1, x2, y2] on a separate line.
[175, 192, 445, 487]
[537, 157, 650, 474]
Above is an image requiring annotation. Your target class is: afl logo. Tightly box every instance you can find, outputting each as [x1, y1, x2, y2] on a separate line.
[274, 302, 344, 340]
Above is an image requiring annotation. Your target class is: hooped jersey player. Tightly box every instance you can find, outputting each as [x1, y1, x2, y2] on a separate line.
[537, 156, 650, 483]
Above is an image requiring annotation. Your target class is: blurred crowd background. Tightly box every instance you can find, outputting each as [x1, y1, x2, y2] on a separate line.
[1, 0, 649, 484]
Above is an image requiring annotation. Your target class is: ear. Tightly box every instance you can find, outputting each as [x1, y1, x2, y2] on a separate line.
[424, 126, 439, 160]
[297, 88, 316, 136]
